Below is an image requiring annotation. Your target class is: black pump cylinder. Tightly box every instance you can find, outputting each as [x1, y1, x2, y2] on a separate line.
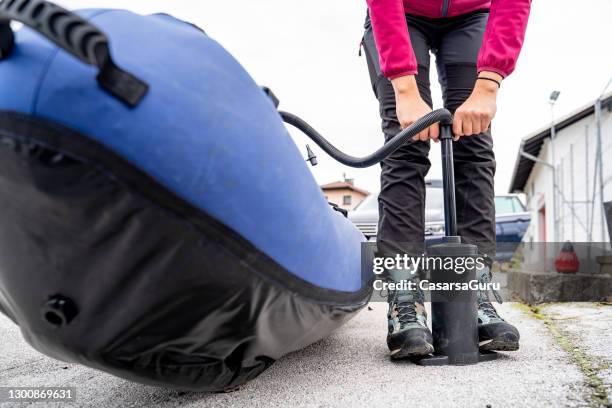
[428, 238, 479, 365]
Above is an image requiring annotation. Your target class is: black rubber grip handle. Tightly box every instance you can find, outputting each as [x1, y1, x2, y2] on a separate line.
[0, 0, 148, 107]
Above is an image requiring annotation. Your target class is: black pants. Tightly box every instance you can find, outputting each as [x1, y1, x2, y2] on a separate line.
[363, 11, 496, 257]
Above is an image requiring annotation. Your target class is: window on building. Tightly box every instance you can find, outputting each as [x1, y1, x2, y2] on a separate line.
[343, 195, 352, 206]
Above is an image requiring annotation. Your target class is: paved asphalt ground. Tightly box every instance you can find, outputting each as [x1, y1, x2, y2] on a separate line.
[1, 302, 610, 408]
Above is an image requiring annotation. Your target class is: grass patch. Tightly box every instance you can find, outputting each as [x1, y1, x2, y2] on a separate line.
[521, 303, 611, 408]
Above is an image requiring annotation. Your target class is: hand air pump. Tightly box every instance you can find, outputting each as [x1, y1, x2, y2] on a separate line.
[265, 87, 497, 365]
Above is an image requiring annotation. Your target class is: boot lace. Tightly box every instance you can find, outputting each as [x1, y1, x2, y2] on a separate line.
[388, 289, 422, 326]
[397, 300, 418, 325]
[477, 269, 503, 319]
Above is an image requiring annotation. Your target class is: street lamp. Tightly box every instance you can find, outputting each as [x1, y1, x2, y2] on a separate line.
[549, 91, 560, 242]
[549, 91, 560, 104]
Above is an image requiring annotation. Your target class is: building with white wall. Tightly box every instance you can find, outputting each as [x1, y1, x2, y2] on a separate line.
[509, 92, 612, 244]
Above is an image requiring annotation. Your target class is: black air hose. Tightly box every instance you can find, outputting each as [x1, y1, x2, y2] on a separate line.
[279, 108, 452, 168]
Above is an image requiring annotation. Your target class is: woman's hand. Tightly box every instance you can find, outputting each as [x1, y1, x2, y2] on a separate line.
[452, 71, 501, 140]
[391, 75, 439, 142]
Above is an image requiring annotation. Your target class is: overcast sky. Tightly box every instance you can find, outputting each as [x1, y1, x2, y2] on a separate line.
[58, 0, 612, 194]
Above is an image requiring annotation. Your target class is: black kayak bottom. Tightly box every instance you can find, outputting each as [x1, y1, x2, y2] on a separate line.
[0, 112, 371, 391]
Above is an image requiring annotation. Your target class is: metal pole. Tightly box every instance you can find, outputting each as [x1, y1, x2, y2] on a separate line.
[589, 142, 600, 242]
[595, 99, 606, 242]
[550, 104, 558, 242]
[570, 144, 575, 241]
[440, 125, 457, 236]
[560, 158, 564, 240]
[585, 126, 590, 241]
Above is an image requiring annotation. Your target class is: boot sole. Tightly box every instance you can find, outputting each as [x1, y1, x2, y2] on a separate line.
[390, 342, 434, 359]
[479, 339, 519, 351]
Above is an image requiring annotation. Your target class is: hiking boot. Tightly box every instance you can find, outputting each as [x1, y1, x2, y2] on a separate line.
[476, 266, 520, 351]
[384, 267, 434, 359]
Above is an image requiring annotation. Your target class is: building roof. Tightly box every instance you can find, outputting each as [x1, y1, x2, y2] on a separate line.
[508, 92, 612, 193]
[320, 181, 370, 196]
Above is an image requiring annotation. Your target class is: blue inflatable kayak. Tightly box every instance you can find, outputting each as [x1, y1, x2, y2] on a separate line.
[0, 1, 372, 390]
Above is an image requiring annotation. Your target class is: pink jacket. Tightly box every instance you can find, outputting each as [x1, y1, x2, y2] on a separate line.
[366, 0, 531, 79]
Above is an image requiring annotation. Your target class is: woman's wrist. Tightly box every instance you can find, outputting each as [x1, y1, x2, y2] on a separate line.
[475, 78, 500, 93]
[391, 74, 419, 97]
[476, 70, 503, 93]
[478, 70, 503, 82]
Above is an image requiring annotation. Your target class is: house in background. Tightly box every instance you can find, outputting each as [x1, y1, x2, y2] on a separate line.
[321, 178, 369, 210]
[509, 92, 611, 244]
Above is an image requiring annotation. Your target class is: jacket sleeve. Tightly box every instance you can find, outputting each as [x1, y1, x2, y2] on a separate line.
[366, 0, 418, 79]
[477, 0, 531, 78]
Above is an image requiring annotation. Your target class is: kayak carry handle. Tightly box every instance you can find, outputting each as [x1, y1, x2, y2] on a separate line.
[0, 0, 148, 107]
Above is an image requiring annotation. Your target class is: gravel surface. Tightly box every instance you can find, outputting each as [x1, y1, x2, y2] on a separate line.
[0, 303, 596, 408]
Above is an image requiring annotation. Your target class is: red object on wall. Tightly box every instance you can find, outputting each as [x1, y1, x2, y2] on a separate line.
[554, 241, 580, 274]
